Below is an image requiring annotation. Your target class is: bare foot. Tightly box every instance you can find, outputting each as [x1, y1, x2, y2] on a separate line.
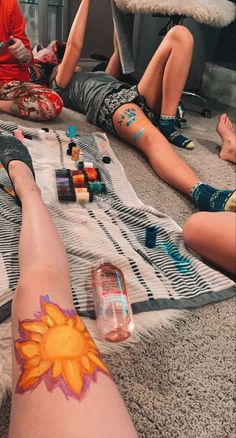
[8, 161, 41, 201]
[216, 113, 236, 164]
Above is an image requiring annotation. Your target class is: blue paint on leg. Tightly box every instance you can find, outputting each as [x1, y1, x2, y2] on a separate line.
[137, 128, 144, 139]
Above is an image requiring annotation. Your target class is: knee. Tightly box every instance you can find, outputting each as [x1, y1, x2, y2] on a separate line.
[16, 263, 68, 295]
[168, 25, 194, 50]
[31, 90, 63, 121]
[40, 90, 63, 120]
[183, 212, 205, 247]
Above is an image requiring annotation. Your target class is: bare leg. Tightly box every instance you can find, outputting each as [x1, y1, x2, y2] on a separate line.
[105, 30, 122, 78]
[137, 26, 193, 116]
[112, 103, 236, 211]
[183, 212, 236, 275]
[8, 160, 137, 438]
[216, 114, 236, 164]
[113, 103, 199, 195]
[0, 99, 13, 114]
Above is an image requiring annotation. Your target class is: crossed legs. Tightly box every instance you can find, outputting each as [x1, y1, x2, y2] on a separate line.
[0, 81, 63, 121]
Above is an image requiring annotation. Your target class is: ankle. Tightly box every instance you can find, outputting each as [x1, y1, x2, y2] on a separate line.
[8, 160, 39, 199]
[8, 160, 34, 181]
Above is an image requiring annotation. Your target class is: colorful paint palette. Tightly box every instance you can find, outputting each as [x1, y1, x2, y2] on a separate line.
[55, 165, 106, 203]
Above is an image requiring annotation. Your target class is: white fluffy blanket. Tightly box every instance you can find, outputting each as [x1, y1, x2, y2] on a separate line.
[114, 0, 236, 27]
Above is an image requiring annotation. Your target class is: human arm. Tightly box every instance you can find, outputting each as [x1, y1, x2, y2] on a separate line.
[55, 0, 91, 88]
[105, 29, 122, 78]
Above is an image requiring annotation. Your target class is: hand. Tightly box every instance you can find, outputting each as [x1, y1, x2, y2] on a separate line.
[8, 37, 30, 64]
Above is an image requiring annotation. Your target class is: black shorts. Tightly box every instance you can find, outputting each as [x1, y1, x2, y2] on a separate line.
[97, 85, 159, 135]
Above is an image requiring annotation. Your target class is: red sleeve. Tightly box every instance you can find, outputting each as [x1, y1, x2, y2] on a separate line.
[9, 0, 33, 53]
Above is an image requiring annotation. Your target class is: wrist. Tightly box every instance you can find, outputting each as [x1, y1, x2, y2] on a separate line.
[19, 50, 31, 65]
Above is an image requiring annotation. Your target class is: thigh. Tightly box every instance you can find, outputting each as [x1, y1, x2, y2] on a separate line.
[183, 211, 236, 274]
[0, 81, 24, 99]
[112, 102, 158, 153]
[137, 33, 173, 110]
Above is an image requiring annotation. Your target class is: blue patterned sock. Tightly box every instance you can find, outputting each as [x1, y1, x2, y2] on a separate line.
[191, 182, 236, 212]
[159, 115, 194, 149]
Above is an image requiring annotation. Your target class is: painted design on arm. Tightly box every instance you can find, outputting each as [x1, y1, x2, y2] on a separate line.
[14, 295, 110, 399]
[118, 108, 147, 143]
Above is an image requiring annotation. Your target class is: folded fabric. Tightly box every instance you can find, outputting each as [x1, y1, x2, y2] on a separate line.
[32, 40, 66, 65]
[111, 0, 135, 74]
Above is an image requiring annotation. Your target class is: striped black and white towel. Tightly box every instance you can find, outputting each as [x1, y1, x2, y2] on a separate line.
[0, 120, 235, 327]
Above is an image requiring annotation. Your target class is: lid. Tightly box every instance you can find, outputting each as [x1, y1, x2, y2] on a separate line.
[92, 258, 114, 270]
[102, 155, 111, 164]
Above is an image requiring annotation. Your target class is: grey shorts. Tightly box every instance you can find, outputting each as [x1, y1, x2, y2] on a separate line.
[97, 85, 159, 135]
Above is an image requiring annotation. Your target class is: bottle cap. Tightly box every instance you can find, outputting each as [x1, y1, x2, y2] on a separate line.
[67, 125, 77, 138]
[13, 129, 24, 142]
[102, 155, 111, 164]
[38, 129, 46, 140]
[92, 258, 113, 270]
[8, 37, 15, 46]
[55, 169, 70, 178]
[145, 226, 158, 248]
[101, 182, 107, 193]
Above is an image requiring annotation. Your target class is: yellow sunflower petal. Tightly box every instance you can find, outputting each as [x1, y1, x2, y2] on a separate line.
[88, 339, 98, 352]
[29, 333, 42, 343]
[16, 341, 40, 359]
[18, 373, 39, 390]
[43, 303, 66, 325]
[81, 356, 94, 375]
[18, 360, 51, 390]
[76, 316, 85, 332]
[24, 355, 41, 369]
[88, 352, 110, 375]
[22, 321, 48, 334]
[42, 315, 55, 327]
[63, 360, 83, 395]
[52, 360, 63, 378]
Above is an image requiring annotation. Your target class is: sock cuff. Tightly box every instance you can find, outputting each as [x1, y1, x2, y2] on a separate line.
[191, 182, 234, 212]
[159, 115, 176, 121]
[191, 182, 204, 198]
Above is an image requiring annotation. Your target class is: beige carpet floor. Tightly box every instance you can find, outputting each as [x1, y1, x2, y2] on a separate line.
[0, 99, 235, 437]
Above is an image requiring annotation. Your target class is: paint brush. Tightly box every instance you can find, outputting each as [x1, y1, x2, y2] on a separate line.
[133, 246, 173, 290]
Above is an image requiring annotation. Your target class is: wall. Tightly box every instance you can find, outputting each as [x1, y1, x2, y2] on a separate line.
[69, 0, 114, 59]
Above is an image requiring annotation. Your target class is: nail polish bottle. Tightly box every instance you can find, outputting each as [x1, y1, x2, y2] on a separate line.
[92, 260, 135, 342]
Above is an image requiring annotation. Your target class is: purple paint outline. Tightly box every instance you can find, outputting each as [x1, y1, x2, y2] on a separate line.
[14, 295, 109, 400]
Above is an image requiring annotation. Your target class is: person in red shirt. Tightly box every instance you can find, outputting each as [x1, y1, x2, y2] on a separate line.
[0, 0, 63, 120]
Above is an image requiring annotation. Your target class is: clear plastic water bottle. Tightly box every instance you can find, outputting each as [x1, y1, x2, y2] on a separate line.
[92, 259, 135, 342]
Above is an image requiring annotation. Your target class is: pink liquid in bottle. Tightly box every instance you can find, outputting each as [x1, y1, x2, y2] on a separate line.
[92, 260, 135, 342]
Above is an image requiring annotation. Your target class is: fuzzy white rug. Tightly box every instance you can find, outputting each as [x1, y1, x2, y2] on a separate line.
[0, 309, 186, 403]
[114, 0, 236, 27]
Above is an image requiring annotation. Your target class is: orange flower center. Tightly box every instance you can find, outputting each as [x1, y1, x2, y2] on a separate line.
[41, 325, 87, 360]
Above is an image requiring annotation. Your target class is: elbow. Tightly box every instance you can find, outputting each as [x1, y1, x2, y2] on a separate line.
[67, 40, 83, 55]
